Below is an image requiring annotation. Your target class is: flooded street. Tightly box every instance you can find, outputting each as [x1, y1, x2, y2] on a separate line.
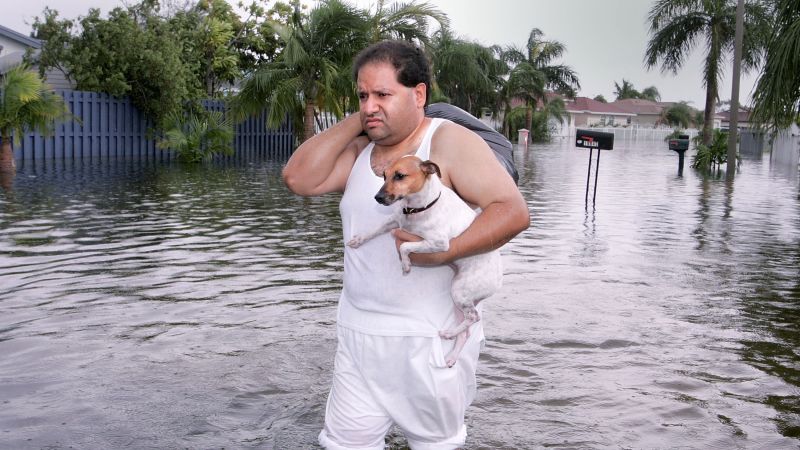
[1, 140, 799, 449]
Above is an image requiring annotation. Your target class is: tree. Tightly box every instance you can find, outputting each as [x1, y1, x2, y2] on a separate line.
[168, 0, 243, 97]
[501, 28, 580, 132]
[430, 28, 504, 117]
[613, 79, 641, 100]
[363, 0, 448, 46]
[751, 0, 800, 129]
[231, 0, 368, 142]
[32, 5, 196, 129]
[658, 101, 697, 128]
[641, 85, 662, 101]
[0, 66, 71, 172]
[593, 94, 608, 103]
[157, 109, 234, 162]
[645, 0, 772, 145]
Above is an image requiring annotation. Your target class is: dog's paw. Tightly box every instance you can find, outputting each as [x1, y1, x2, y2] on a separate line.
[439, 329, 456, 340]
[401, 258, 412, 274]
[347, 236, 364, 248]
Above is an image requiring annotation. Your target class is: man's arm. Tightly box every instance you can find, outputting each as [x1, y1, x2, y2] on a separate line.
[395, 122, 530, 265]
[282, 114, 367, 196]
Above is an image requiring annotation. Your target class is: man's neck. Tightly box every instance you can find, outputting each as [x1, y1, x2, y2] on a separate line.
[373, 117, 431, 155]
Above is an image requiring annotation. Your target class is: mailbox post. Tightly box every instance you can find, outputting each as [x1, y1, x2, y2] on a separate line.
[575, 129, 614, 207]
[668, 134, 690, 175]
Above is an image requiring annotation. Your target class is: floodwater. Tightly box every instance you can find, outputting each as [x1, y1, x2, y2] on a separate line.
[1, 140, 798, 449]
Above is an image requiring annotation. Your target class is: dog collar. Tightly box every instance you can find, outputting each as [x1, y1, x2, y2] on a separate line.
[403, 192, 441, 215]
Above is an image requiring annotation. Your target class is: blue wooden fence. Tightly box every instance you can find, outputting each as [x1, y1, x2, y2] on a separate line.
[14, 90, 295, 162]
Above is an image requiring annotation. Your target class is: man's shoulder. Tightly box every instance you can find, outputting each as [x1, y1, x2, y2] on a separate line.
[431, 119, 489, 156]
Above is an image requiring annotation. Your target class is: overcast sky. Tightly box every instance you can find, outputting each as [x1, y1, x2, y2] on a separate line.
[4, 0, 759, 109]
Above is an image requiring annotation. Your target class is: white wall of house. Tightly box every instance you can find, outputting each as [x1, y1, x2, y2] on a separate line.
[0, 35, 29, 56]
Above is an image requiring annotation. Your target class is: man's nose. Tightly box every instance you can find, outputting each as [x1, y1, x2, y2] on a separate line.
[362, 96, 379, 114]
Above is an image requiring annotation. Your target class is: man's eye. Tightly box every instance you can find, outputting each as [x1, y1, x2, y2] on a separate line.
[378, 92, 389, 97]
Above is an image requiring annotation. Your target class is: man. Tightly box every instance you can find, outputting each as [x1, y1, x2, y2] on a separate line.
[283, 40, 529, 450]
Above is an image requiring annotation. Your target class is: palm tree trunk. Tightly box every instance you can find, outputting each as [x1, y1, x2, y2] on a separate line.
[303, 102, 317, 142]
[0, 135, 16, 173]
[702, 89, 716, 146]
[525, 103, 533, 133]
[726, 0, 745, 180]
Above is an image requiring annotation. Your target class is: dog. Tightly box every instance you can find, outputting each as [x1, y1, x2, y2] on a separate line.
[347, 155, 502, 367]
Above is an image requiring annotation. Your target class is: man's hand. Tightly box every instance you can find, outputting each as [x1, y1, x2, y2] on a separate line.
[391, 228, 452, 267]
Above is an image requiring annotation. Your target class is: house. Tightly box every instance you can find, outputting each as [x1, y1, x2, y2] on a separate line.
[717, 107, 753, 130]
[613, 98, 671, 127]
[563, 96, 636, 128]
[0, 23, 74, 90]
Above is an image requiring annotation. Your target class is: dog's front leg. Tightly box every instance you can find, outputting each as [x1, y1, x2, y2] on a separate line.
[347, 218, 399, 248]
[398, 236, 449, 274]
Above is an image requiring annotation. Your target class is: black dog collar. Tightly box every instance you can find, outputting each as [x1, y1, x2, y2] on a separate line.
[403, 193, 441, 215]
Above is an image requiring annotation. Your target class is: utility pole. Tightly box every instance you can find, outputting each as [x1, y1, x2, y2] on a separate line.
[727, 0, 745, 180]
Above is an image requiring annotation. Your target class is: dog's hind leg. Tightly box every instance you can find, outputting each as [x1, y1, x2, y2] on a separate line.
[444, 329, 468, 368]
[439, 301, 478, 339]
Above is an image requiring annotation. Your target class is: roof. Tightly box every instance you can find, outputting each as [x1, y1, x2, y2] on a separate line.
[0, 24, 42, 49]
[565, 97, 635, 116]
[613, 98, 664, 115]
[717, 108, 752, 123]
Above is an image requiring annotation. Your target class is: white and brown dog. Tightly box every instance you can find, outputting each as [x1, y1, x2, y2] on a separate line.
[347, 155, 502, 367]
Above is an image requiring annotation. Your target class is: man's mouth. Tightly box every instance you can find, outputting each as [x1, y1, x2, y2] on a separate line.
[365, 118, 382, 127]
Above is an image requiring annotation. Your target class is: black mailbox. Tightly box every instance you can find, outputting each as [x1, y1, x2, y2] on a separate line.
[668, 134, 690, 152]
[576, 129, 614, 150]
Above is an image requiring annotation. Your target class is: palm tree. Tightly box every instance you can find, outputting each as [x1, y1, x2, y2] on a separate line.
[157, 110, 234, 163]
[230, 0, 367, 142]
[751, 0, 800, 129]
[645, 0, 772, 145]
[0, 66, 71, 172]
[658, 101, 696, 128]
[641, 86, 662, 101]
[429, 28, 504, 117]
[614, 79, 641, 100]
[501, 28, 580, 132]
[363, 0, 448, 46]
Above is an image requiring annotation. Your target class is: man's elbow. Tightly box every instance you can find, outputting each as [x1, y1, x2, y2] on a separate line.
[282, 166, 311, 196]
[511, 203, 531, 235]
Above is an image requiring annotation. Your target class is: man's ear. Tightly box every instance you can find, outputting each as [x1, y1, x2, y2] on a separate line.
[420, 160, 441, 178]
[414, 83, 426, 108]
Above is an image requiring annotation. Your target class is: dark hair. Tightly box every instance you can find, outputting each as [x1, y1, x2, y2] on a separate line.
[352, 40, 431, 105]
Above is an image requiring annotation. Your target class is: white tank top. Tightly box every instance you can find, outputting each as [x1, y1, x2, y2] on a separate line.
[338, 118, 457, 336]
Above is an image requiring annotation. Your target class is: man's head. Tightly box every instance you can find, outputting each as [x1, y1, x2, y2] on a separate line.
[353, 40, 431, 105]
[353, 41, 431, 145]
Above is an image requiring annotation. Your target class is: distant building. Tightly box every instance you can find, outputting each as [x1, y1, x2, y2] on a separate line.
[717, 107, 753, 130]
[613, 98, 673, 128]
[0, 23, 74, 90]
[563, 96, 635, 128]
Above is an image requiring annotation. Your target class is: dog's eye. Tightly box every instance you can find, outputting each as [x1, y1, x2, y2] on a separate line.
[393, 173, 406, 181]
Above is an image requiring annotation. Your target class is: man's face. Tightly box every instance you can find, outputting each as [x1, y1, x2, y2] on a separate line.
[356, 61, 426, 146]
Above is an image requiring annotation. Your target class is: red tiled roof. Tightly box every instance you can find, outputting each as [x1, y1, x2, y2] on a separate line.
[613, 98, 664, 115]
[717, 108, 752, 122]
[564, 97, 635, 115]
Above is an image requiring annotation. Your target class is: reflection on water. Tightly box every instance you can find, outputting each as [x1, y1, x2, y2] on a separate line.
[1, 143, 799, 448]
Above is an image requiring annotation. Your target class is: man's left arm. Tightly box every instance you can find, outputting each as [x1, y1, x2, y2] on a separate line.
[396, 122, 530, 266]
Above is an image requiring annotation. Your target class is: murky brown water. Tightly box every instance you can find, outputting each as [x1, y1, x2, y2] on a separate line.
[1, 141, 799, 449]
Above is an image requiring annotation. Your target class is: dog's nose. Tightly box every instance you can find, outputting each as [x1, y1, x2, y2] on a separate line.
[374, 193, 386, 205]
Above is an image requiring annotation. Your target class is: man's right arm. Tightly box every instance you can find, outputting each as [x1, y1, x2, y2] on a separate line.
[282, 114, 366, 196]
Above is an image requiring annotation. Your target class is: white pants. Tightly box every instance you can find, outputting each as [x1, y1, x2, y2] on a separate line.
[319, 325, 485, 450]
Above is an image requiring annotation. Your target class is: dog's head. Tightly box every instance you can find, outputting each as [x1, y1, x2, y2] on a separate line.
[374, 155, 441, 206]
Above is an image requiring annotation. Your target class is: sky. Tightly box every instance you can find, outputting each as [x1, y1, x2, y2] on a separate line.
[3, 0, 760, 109]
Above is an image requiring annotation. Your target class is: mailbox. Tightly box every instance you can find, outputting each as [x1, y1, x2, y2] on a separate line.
[668, 134, 690, 152]
[575, 129, 614, 150]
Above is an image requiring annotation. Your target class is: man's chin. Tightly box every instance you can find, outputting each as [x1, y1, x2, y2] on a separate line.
[366, 129, 388, 142]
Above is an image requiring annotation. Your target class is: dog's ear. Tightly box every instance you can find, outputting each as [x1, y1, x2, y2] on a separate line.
[420, 160, 442, 178]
